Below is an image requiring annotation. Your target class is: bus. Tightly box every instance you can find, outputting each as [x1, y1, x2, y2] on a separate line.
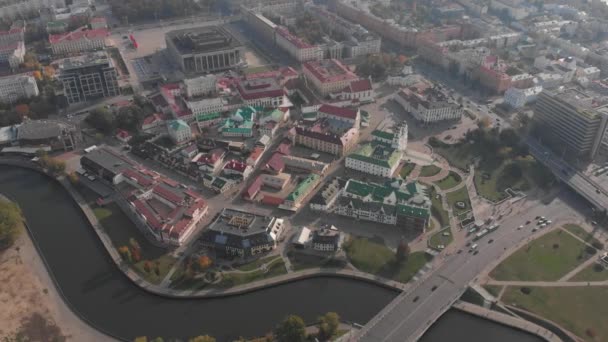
[474, 228, 489, 240]
[488, 224, 500, 232]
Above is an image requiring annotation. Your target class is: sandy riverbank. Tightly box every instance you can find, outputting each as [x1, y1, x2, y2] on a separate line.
[0, 232, 115, 341]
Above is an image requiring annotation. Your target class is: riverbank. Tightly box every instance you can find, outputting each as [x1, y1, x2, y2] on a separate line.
[0, 194, 114, 341]
[0, 159, 408, 299]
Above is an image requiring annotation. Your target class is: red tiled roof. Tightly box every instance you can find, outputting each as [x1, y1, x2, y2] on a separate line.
[303, 59, 358, 84]
[161, 178, 179, 188]
[318, 104, 358, 120]
[184, 199, 207, 217]
[244, 176, 262, 199]
[266, 152, 285, 172]
[224, 159, 247, 173]
[184, 189, 202, 200]
[153, 185, 183, 205]
[49, 27, 107, 44]
[122, 168, 154, 187]
[276, 26, 313, 49]
[348, 79, 372, 93]
[276, 140, 291, 155]
[236, 78, 284, 100]
[262, 195, 284, 205]
[132, 199, 163, 231]
[295, 127, 343, 145]
[247, 146, 264, 163]
[167, 219, 190, 238]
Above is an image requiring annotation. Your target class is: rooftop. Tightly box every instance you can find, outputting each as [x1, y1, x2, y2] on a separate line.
[303, 59, 358, 84]
[59, 51, 112, 71]
[348, 142, 401, 168]
[166, 26, 242, 55]
[49, 26, 107, 44]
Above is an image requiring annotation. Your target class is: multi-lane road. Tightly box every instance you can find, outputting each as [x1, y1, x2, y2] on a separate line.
[356, 194, 580, 342]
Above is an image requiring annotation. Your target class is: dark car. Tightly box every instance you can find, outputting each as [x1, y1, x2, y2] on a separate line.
[473, 250, 479, 255]
[431, 285, 438, 292]
[526, 220, 531, 225]
[488, 239, 494, 244]
[413, 296, 419, 302]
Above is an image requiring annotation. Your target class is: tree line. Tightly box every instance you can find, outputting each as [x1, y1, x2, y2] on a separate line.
[109, 0, 216, 24]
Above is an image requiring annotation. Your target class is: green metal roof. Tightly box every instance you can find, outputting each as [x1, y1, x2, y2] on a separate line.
[286, 174, 320, 202]
[371, 130, 394, 141]
[168, 119, 189, 132]
[396, 204, 429, 219]
[196, 112, 221, 122]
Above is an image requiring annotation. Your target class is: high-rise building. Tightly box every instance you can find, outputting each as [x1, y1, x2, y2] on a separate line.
[58, 51, 120, 104]
[534, 89, 608, 159]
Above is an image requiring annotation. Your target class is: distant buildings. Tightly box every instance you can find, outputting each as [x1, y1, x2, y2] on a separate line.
[393, 87, 462, 124]
[534, 89, 608, 159]
[0, 74, 39, 103]
[0, 119, 77, 151]
[275, 26, 324, 62]
[0, 0, 65, 20]
[302, 59, 359, 96]
[236, 76, 285, 107]
[199, 208, 285, 257]
[165, 26, 244, 74]
[49, 27, 107, 55]
[58, 51, 119, 104]
[290, 104, 360, 156]
[183, 74, 217, 98]
[0, 40, 24, 69]
[504, 86, 543, 108]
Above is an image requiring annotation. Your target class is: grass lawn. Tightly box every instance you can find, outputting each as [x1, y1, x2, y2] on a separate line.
[131, 254, 177, 284]
[344, 237, 432, 283]
[419, 165, 442, 178]
[400, 163, 416, 178]
[474, 163, 512, 203]
[216, 258, 288, 288]
[435, 171, 462, 190]
[502, 286, 608, 341]
[234, 255, 281, 272]
[243, 65, 272, 74]
[428, 229, 453, 250]
[563, 224, 604, 249]
[483, 285, 503, 297]
[287, 252, 347, 271]
[490, 229, 594, 281]
[571, 263, 608, 282]
[428, 186, 449, 228]
[445, 187, 471, 217]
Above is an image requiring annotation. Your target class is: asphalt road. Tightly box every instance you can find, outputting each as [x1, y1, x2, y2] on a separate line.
[357, 194, 580, 342]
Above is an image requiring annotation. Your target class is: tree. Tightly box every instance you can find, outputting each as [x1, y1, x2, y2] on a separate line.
[317, 312, 340, 340]
[396, 240, 410, 263]
[47, 158, 66, 175]
[67, 171, 79, 185]
[14, 104, 29, 118]
[197, 255, 212, 270]
[0, 199, 22, 250]
[275, 315, 306, 342]
[503, 163, 523, 179]
[143, 260, 152, 273]
[150, 338, 164, 342]
[33, 70, 42, 80]
[86, 107, 115, 133]
[118, 246, 132, 262]
[43, 66, 55, 79]
[189, 335, 216, 342]
[116, 105, 145, 131]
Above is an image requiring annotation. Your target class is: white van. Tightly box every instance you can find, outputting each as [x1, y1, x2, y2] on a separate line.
[470, 243, 478, 250]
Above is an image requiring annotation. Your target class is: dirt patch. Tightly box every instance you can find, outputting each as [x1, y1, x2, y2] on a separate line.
[0, 238, 66, 341]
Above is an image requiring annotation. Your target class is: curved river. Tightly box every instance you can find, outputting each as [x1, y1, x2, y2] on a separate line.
[0, 166, 544, 341]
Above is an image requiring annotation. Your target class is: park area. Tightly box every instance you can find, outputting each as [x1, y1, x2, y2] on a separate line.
[419, 165, 442, 178]
[446, 187, 471, 217]
[92, 203, 177, 284]
[502, 286, 608, 342]
[430, 128, 554, 202]
[344, 236, 432, 283]
[400, 163, 416, 178]
[428, 186, 449, 229]
[490, 229, 595, 281]
[435, 171, 462, 191]
[428, 229, 453, 250]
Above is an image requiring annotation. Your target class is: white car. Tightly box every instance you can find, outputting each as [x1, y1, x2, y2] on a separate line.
[546, 220, 552, 225]
[437, 245, 445, 250]
[442, 232, 450, 236]
[518, 225, 524, 230]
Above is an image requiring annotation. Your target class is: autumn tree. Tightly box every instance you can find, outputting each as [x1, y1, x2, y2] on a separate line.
[197, 255, 212, 270]
[189, 335, 216, 342]
[67, 171, 79, 185]
[275, 315, 306, 342]
[118, 246, 132, 262]
[33, 70, 42, 80]
[143, 260, 152, 273]
[317, 312, 340, 340]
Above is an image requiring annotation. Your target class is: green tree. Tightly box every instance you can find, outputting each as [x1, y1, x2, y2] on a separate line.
[116, 105, 145, 131]
[0, 200, 22, 250]
[275, 315, 306, 342]
[86, 107, 115, 134]
[317, 312, 340, 340]
[503, 163, 523, 179]
[189, 335, 216, 342]
[150, 338, 164, 342]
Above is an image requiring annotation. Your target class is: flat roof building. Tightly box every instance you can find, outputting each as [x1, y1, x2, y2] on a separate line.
[534, 89, 608, 160]
[165, 26, 244, 74]
[58, 51, 119, 104]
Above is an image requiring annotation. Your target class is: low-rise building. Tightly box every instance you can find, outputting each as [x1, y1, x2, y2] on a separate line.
[236, 76, 285, 107]
[302, 59, 359, 96]
[275, 26, 323, 62]
[0, 40, 24, 69]
[312, 228, 342, 252]
[199, 208, 285, 257]
[195, 112, 223, 129]
[49, 26, 107, 55]
[167, 119, 192, 144]
[0, 73, 39, 104]
[310, 177, 346, 212]
[393, 87, 462, 124]
[345, 141, 402, 177]
[280, 173, 321, 211]
[504, 86, 543, 108]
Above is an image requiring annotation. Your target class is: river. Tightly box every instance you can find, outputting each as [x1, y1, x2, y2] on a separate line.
[0, 166, 544, 341]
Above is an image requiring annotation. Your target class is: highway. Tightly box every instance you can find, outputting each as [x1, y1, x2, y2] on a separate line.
[356, 195, 578, 342]
[527, 138, 608, 210]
